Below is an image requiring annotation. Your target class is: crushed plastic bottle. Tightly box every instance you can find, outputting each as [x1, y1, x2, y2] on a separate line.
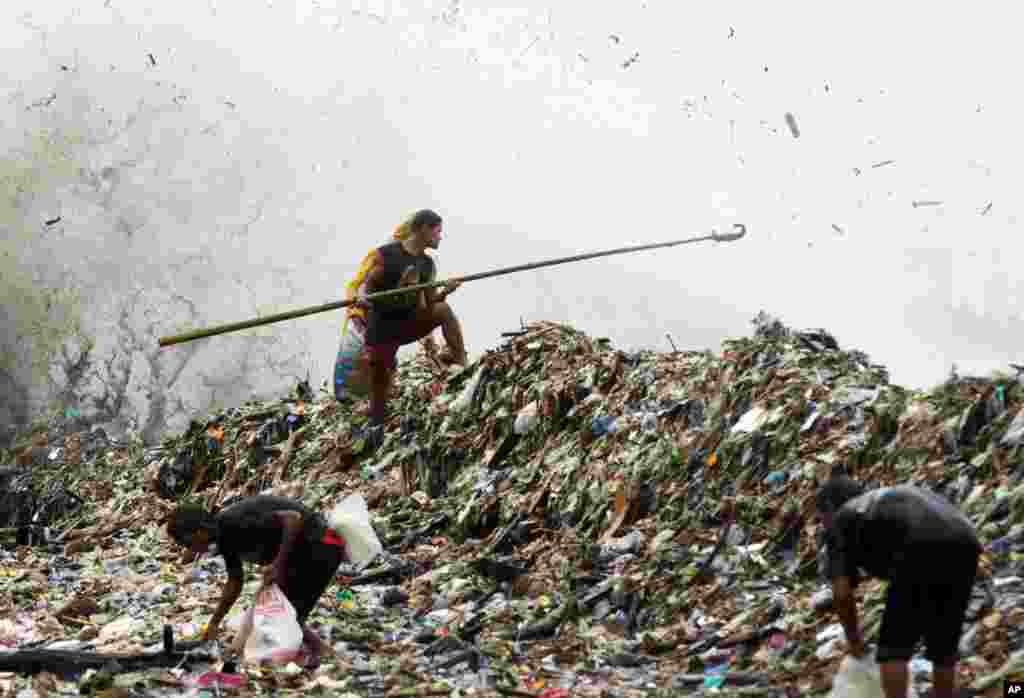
[593, 531, 644, 563]
[591, 415, 618, 436]
[702, 660, 729, 689]
[336, 588, 355, 610]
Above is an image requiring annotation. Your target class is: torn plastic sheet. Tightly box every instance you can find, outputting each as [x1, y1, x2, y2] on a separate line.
[732, 405, 785, 434]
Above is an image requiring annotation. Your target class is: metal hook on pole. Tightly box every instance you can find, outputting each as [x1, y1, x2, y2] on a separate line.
[712, 223, 747, 243]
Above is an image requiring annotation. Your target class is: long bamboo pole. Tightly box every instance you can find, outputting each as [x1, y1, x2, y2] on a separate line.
[158, 223, 746, 347]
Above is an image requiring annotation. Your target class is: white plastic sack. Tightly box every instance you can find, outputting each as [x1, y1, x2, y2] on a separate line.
[828, 655, 917, 698]
[230, 584, 303, 665]
[326, 494, 383, 566]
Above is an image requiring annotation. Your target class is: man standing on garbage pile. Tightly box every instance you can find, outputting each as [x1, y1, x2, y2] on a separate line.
[815, 475, 982, 698]
[166, 495, 348, 670]
[334, 209, 466, 449]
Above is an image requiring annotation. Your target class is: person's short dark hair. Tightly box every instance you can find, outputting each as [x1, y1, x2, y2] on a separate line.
[815, 475, 866, 515]
[411, 209, 442, 231]
[167, 503, 216, 545]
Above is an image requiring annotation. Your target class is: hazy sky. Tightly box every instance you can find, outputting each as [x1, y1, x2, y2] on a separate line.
[4, 0, 1020, 399]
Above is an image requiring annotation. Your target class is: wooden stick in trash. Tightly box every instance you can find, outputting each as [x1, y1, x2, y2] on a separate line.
[157, 224, 747, 347]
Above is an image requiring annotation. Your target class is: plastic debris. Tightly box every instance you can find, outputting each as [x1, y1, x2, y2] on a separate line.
[784, 112, 800, 138]
[2, 315, 1023, 695]
[828, 653, 917, 697]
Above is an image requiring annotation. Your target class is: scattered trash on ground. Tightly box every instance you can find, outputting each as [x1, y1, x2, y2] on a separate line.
[2, 313, 1023, 696]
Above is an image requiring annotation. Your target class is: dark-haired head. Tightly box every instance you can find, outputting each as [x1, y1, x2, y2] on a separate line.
[166, 503, 217, 553]
[393, 209, 443, 249]
[815, 475, 865, 528]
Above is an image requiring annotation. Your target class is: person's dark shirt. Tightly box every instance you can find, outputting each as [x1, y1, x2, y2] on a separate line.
[213, 496, 319, 578]
[825, 485, 980, 585]
[365, 241, 436, 344]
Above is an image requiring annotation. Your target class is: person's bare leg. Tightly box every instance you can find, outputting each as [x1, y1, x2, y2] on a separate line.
[879, 660, 910, 698]
[931, 662, 956, 698]
[432, 302, 466, 365]
[368, 357, 393, 426]
[300, 623, 322, 669]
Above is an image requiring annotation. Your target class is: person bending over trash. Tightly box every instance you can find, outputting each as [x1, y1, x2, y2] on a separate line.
[166, 495, 347, 670]
[815, 476, 981, 698]
[334, 208, 466, 449]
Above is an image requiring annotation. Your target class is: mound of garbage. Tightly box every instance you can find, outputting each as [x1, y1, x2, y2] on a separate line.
[2, 312, 1023, 697]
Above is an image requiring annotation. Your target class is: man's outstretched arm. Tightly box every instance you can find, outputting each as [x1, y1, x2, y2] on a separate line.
[204, 563, 244, 641]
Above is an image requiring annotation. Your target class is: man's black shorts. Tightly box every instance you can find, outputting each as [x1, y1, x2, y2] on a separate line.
[279, 531, 347, 625]
[876, 542, 981, 664]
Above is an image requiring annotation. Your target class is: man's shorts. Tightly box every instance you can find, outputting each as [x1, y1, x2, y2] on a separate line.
[279, 532, 347, 625]
[365, 308, 442, 371]
[876, 542, 981, 664]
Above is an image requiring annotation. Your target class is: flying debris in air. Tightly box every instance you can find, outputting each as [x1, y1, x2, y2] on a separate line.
[831, 223, 844, 235]
[609, 34, 621, 44]
[30, 93, 57, 109]
[148, 53, 157, 66]
[518, 37, 540, 58]
[979, 202, 993, 216]
[912, 200, 943, 208]
[45, 216, 62, 226]
[784, 112, 800, 138]
[728, 26, 735, 38]
[622, 52, 639, 69]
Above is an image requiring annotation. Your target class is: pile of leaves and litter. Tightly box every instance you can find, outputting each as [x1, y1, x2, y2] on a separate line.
[2, 311, 1023, 698]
